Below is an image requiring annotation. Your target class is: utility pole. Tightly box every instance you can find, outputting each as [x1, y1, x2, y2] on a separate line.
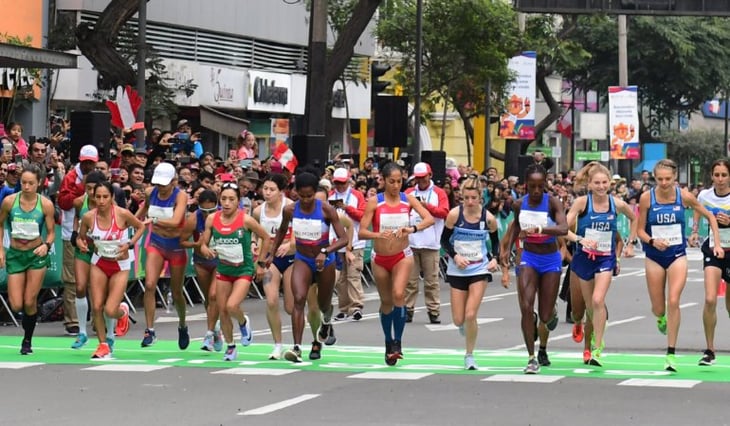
[135, 0, 146, 146]
[305, 0, 328, 137]
[617, 14, 628, 177]
[414, 0, 423, 157]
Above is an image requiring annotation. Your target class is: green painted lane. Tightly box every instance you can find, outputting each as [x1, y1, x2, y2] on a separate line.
[1, 337, 729, 382]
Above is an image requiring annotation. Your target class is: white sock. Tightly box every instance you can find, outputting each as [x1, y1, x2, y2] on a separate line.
[75, 297, 88, 336]
[104, 313, 116, 341]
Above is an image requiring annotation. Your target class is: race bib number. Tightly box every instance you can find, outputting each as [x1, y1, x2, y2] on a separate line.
[293, 218, 322, 242]
[148, 205, 174, 220]
[519, 210, 548, 230]
[709, 227, 730, 249]
[11, 221, 40, 240]
[215, 243, 244, 264]
[95, 240, 121, 258]
[454, 240, 483, 262]
[380, 213, 409, 232]
[584, 228, 613, 254]
[651, 224, 683, 246]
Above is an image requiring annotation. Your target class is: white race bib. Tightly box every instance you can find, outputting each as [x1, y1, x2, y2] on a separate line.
[95, 240, 121, 258]
[148, 205, 174, 220]
[454, 240, 483, 262]
[293, 218, 322, 242]
[709, 227, 730, 249]
[519, 210, 548, 230]
[11, 221, 40, 240]
[651, 224, 683, 246]
[584, 228, 613, 254]
[380, 213, 409, 232]
[216, 243, 244, 264]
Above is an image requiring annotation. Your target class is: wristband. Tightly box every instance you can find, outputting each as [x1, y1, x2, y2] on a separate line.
[648, 238, 655, 247]
[412, 225, 418, 233]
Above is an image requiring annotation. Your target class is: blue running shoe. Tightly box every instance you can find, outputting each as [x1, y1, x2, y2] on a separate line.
[240, 315, 252, 346]
[201, 332, 214, 352]
[71, 333, 88, 349]
[178, 326, 190, 350]
[223, 345, 238, 361]
[141, 329, 157, 347]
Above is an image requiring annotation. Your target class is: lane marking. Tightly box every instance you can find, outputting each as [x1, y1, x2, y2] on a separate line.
[680, 302, 698, 309]
[0, 362, 44, 369]
[211, 368, 299, 376]
[482, 374, 564, 383]
[618, 378, 700, 388]
[238, 394, 320, 416]
[347, 371, 433, 380]
[83, 364, 170, 372]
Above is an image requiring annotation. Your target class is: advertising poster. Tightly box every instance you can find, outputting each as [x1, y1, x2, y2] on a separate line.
[500, 51, 536, 140]
[608, 86, 640, 160]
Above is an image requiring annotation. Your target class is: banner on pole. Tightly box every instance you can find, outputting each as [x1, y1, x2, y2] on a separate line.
[500, 51, 536, 140]
[608, 86, 640, 159]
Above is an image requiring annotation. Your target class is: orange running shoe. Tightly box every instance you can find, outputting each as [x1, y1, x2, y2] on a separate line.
[92, 342, 112, 360]
[115, 302, 130, 337]
[572, 322, 584, 343]
[582, 349, 591, 365]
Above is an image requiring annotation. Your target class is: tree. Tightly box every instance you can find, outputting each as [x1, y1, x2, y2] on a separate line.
[663, 129, 724, 178]
[555, 16, 730, 137]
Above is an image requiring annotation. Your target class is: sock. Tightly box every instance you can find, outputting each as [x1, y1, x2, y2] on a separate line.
[22, 313, 37, 342]
[104, 313, 116, 341]
[75, 297, 88, 335]
[392, 306, 407, 342]
[148, 328, 155, 332]
[667, 346, 675, 355]
[206, 330, 214, 337]
[379, 310, 394, 343]
[539, 345, 547, 353]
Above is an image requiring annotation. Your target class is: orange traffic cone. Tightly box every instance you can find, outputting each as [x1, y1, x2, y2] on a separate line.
[719, 280, 726, 298]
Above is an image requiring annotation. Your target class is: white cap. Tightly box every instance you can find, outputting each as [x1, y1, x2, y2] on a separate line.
[151, 162, 176, 185]
[332, 168, 349, 183]
[79, 145, 99, 162]
[413, 162, 431, 177]
[319, 178, 332, 191]
[612, 174, 622, 180]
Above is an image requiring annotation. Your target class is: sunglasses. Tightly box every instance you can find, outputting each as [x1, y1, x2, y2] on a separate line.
[200, 206, 217, 213]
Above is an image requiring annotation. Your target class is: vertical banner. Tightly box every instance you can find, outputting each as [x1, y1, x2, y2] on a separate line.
[269, 118, 290, 159]
[608, 86, 640, 159]
[500, 51, 536, 140]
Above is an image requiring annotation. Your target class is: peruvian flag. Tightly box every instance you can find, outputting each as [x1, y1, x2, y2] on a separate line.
[105, 85, 144, 130]
[273, 142, 298, 173]
[557, 107, 572, 139]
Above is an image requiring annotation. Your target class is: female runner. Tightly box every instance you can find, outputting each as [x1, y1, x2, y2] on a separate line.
[359, 162, 434, 365]
[636, 159, 722, 372]
[77, 181, 146, 359]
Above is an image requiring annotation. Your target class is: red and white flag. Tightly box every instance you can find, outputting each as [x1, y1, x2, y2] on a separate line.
[273, 142, 298, 173]
[557, 108, 572, 139]
[106, 85, 144, 130]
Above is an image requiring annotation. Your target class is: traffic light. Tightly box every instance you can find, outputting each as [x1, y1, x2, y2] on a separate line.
[371, 61, 391, 102]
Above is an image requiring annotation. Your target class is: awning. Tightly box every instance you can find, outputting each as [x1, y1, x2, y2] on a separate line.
[0, 43, 77, 69]
[634, 159, 660, 174]
[200, 105, 250, 138]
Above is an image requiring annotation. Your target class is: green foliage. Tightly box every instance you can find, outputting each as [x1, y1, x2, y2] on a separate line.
[663, 130, 724, 174]
[555, 16, 730, 126]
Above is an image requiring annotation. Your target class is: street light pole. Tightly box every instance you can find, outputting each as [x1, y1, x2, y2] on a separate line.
[414, 0, 422, 158]
[135, 0, 146, 147]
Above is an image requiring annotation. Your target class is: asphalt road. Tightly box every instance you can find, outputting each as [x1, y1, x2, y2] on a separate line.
[1, 248, 730, 426]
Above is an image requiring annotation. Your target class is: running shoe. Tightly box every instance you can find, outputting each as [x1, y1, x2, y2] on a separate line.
[91, 342, 111, 360]
[284, 345, 303, 363]
[665, 354, 677, 372]
[269, 344, 282, 360]
[699, 349, 716, 366]
[352, 310, 363, 321]
[386, 339, 404, 365]
[590, 333, 605, 354]
[333, 312, 348, 321]
[141, 329, 157, 347]
[213, 323, 223, 352]
[20, 339, 32, 355]
[524, 357, 540, 374]
[588, 348, 603, 367]
[178, 326, 190, 350]
[458, 324, 465, 337]
[532, 312, 538, 342]
[583, 349, 591, 365]
[201, 331, 215, 352]
[309, 341, 322, 360]
[464, 354, 477, 371]
[572, 323, 584, 343]
[537, 350, 551, 367]
[318, 322, 336, 346]
[223, 345, 238, 361]
[240, 315, 252, 346]
[71, 333, 88, 349]
[657, 314, 667, 335]
[385, 341, 396, 366]
[546, 305, 559, 331]
[114, 302, 130, 337]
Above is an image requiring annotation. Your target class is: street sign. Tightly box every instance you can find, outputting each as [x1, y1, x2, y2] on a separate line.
[514, 0, 730, 16]
[575, 151, 605, 161]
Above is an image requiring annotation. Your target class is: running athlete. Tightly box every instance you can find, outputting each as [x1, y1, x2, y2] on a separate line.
[359, 162, 434, 365]
[692, 159, 730, 366]
[180, 189, 222, 352]
[252, 173, 295, 360]
[199, 182, 271, 361]
[565, 162, 637, 367]
[77, 181, 146, 359]
[269, 172, 348, 363]
[499, 164, 568, 374]
[637, 158, 722, 372]
[136, 162, 189, 349]
[70, 171, 105, 349]
[440, 174, 498, 370]
[0, 165, 55, 354]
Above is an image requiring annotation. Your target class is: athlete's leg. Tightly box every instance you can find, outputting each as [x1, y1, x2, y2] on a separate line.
[702, 266, 722, 352]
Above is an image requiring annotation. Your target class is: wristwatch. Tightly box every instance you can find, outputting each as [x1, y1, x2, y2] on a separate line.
[45, 242, 52, 251]
[320, 248, 328, 255]
[256, 260, 267, 268]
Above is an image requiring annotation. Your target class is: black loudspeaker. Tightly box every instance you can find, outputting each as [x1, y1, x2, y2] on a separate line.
[70, 110, 111, 163]
[420, 150, 446, 186]
[291, 134, 329, 174]
[374, 96, 408, 148]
